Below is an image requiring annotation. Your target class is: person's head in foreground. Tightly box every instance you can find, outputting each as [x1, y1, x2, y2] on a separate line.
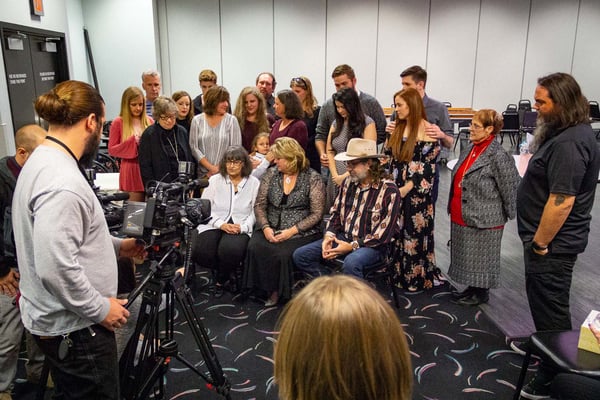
[274, 275, 413, 400]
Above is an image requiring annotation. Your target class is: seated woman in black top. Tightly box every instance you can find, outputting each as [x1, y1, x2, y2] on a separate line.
[243, 137, 325, 306]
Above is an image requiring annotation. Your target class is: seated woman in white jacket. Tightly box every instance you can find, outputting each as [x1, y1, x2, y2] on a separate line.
[190, 146, 260, 297]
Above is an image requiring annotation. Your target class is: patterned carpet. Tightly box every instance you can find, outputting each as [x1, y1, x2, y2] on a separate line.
[14, 267, 534, 400]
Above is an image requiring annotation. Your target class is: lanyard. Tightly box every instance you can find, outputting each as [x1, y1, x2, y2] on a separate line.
[46, 136, 88, 179]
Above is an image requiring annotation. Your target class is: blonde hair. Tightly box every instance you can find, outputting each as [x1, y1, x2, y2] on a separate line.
[119, 86, 151, 141]
[251, 132, 270, 153]
[274, 275, 412, 400]
[270, 137, 308, 174]
[198, 69, 217, 83]
[290, 76, 318, 118]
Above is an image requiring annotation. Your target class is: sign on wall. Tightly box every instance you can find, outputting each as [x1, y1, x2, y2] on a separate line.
[31, 0, 44, 16]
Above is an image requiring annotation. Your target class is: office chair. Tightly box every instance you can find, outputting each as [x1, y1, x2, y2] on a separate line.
[500, 111, 520, 146]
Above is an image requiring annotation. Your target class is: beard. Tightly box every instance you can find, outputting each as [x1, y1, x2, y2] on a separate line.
[349, 168, 369, 184]
[530, 112, 561, 153]
[79, 122, 102, 168]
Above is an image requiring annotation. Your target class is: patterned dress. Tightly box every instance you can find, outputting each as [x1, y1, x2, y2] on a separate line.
[390, 140, 440, 290]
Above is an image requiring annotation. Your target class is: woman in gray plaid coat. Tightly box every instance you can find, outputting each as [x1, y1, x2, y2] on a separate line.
[448, 109, 520, 306]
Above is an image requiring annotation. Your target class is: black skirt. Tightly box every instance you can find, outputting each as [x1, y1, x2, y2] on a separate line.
[243, 230, 320, 300]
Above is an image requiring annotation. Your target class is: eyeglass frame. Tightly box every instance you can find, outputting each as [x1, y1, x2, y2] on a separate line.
[225, 159, 243, 166]
[159, 114, 176, 122]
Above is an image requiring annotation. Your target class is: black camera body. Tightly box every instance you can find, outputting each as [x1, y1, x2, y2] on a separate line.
[85, 168, 128, 232]
[121, 162, 211, 247]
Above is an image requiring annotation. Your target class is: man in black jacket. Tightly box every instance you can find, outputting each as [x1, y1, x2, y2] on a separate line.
[0, 124, 46, 399]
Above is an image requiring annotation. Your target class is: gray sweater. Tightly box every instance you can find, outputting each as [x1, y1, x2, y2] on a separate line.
[12, 146, 121, 336]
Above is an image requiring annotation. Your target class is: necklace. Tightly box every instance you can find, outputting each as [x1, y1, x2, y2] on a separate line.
[458, 145, 487, 187]
[284, 174, 297, 185]
[166, 134, 179, 163]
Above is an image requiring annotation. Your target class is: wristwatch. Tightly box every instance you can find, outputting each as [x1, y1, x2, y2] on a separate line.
[351, 240, 359, 251]
[532, 241, 548, 252]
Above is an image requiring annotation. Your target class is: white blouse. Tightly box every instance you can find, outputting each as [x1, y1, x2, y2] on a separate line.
[196, 173, 260, 236]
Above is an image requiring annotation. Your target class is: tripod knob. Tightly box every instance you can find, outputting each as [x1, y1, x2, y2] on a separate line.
[157, 339, 178, 357]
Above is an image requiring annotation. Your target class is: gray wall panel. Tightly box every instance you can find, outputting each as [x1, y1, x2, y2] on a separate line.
[274, 0, 327, 102]
[427, 0, 480, 106]
[376, 0, 430, 109]
[221, 0, 273, 109]
[521, 0, 579, 102]
[472, 0, 530, 111]
[572, 0, 600, 102]
[325, 0, 379, 101]
[162, 0, 221, 99]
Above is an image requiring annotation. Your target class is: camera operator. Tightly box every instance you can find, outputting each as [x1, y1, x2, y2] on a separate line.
[12, 81, 145, 399]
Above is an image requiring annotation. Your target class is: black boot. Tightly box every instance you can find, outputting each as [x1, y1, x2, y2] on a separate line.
[451, 286, 475, 300]
[452, 287, 489, 306]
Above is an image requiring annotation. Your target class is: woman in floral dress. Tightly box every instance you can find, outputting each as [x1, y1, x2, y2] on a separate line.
[386, 88, 440, 291]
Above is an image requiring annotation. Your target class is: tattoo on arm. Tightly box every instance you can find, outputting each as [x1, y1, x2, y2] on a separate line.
[554, 194, 566, 206]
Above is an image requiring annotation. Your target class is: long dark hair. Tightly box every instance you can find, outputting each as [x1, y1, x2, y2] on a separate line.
[332, 88, 365, 139]
[538, 72, 589, 129]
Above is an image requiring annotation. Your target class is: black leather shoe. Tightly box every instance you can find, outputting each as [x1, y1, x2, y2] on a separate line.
[451, 286, 474, 300]
[452, 289, 489, 306]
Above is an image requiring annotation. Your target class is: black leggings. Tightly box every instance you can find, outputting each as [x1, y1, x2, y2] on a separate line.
[191, 229, 249, 284]
[551, 373, 600, 400]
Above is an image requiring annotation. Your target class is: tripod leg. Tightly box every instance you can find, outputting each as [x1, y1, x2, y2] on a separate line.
[120, 277, 166, 400]
[171, 272, 231, 399]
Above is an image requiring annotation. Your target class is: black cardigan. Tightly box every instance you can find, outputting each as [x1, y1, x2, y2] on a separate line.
[138, 122, 196, 188]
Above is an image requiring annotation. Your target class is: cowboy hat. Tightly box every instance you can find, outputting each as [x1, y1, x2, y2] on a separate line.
[334, 138, 383, 161]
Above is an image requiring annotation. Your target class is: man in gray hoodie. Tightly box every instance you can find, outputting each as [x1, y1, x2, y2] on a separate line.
[12, 81, 145, 399]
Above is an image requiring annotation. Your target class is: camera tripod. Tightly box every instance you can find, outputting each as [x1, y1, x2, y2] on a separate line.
[119, 231, 231, 400]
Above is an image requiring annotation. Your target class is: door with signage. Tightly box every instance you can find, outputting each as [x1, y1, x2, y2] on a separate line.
[1, 23, 68, 130]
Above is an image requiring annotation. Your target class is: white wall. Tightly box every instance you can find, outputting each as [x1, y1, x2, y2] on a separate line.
[2, 0, 600, 157]
[80, 0, 157, 120]
[151, 0, 600, 112]
[0, 0, 88, 156]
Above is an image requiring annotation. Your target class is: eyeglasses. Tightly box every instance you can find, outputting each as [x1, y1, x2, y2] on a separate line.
[226, 160, 243, 166]
[469, 123, 485, 130]
[160, 115, 176, 122]
[290, 77, 307, 89]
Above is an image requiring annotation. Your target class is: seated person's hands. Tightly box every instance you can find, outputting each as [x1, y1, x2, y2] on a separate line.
[221, 223, 241, 234]
[322, 236, 352, 259]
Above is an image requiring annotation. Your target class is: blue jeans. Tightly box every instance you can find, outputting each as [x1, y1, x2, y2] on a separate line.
[33, 324, 119, 399]
[293, 236, 384, 278]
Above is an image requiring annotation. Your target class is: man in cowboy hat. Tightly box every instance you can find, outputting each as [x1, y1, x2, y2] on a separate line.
[293, 138, 402, 277]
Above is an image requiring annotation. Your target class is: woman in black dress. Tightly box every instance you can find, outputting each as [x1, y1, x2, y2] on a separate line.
[243, 137, 325, 306]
